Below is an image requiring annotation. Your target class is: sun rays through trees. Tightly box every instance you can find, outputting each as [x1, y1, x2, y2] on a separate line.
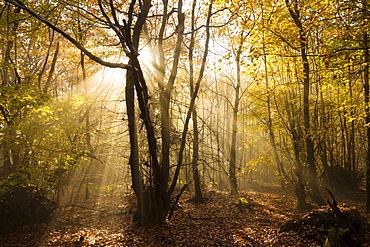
[1, 0, 370, 245]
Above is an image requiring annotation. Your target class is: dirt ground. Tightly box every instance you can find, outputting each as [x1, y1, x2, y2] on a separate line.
[1, 184, 370, 246]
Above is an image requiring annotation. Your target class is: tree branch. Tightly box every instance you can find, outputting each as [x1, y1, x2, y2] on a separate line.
[5, 0, 132, 70]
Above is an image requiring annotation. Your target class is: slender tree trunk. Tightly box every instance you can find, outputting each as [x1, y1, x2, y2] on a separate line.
[286, 0, 325, 206]
[2, 120, 17, 174]
[229, 56, 240, 196]
[156, 0, 185, 190]
[157, 0, 170, 187]
[125, 68, 145, 224]
[347, 72, 356, 174]
[362, 0, 370, 212]
[228, 31, 246, 196]
[43, 42, 59, 94]
[289, 101, 311, 209]
[191, 109, 203, 202]
[0, 7, 21, 172]
[263, 43, 288, 188]
[2, 6, 22, 86]
[188, 0, 203, 203]
[168, 1, 213, 197]
[303, 52, 325, 205]
[37, 31, 55, 90]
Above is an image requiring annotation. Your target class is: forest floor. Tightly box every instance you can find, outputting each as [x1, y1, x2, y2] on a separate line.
[1, 183, 370, 246]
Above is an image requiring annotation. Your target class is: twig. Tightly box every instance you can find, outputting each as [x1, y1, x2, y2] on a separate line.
[167, 183, 189, 220]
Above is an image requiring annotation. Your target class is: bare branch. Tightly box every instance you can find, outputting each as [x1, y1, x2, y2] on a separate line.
[5, 0, 132, 70]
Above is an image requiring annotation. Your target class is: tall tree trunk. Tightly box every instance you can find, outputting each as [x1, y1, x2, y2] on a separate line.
[126, 0, 168, 226]
[362, 0, 370, 213]
[188, 0, 203, 203]
[303, 50, 325, 205]
[347, 71, 356, 174]
[126, 68, 145, 223]
[43, 42, 59, 94]
[157, 0, 170, 188]
[1, 6, 20, 86]
[262, 36, 288, 188]
[191, 109, 203, 202]
[286, 0, 325, 206]
[229, 42, 242, 196]
[286, 91, 311, 209]
[168, 1, 213, 198]
[156, 0, 185, 190]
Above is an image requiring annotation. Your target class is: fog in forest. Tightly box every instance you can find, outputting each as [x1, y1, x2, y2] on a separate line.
[1, 0, 370, 246]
